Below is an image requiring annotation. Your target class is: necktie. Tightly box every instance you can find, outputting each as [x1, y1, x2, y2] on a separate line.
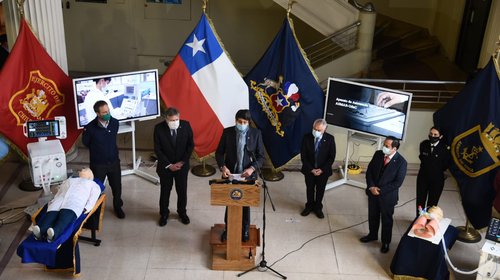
[236, 132, 246, 173]
[384, 155, 390, 166]
[430, 144, 434, 153]
[314, 138, 320, 167]
[314, 138, 320, 153]
[171, 129, 177, 144]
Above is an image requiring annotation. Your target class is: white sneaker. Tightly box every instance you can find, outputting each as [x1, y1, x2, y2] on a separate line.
[47, 228, 54, 242]
[32, 225, 41, 240]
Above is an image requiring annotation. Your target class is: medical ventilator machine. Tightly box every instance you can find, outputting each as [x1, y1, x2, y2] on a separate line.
[23, 116, 67, 199]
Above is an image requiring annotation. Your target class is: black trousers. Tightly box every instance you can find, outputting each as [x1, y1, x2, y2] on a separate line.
[416, 172, 445, 212]
[224, 207, 250, 230]
[90, 160, 122, 209]
[304, 173, 329, 211]
[368, 195, 395, 244]
[158, 168, 188, 217]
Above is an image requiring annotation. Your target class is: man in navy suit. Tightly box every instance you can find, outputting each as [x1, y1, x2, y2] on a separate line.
[216, 109, 265, 241]
[360, 136, 407, 253]
[154, 107, 194, 227]
[300, 119, 336, 219]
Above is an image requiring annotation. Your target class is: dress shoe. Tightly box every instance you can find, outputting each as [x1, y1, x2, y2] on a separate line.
[380, 243, 390, 253]
[359, 235, 378, 243]
[314, 209, 325, 219]
[220, 230, 227, 242]
[114, 207, 125, 219]
[301, 208, 312, 216]
[180, 214, 190, 225]
[159, 216, 168, 227]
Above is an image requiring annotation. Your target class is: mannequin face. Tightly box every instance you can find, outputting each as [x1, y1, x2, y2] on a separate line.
[79, 168, 94, 180]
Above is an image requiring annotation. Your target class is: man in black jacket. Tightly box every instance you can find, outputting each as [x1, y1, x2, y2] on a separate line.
[82, 100, 124, 219]
[360, 136, 407, 253]
[416, 126, 450, 213]
[154, 107, 194, 226]
[300, 119, 336, 219]
[215, 109, 265, 241]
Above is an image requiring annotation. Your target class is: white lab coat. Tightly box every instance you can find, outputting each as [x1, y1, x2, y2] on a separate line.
[47, 178, 101, 216]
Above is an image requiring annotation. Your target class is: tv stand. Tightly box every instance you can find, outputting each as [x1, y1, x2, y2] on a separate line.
[326, 130, 382, 191]
[118, 121, 159, 184]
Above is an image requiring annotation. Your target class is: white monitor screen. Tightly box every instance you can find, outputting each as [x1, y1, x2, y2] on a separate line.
[73, 69, 160, 129]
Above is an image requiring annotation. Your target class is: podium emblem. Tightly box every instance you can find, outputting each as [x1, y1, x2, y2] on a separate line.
[229, 189, 243, 201]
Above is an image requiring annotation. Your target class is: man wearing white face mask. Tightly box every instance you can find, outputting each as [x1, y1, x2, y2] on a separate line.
[154, 107, 194, 227]
[360, 136, 407, 254]
[300, 119, 336, 219]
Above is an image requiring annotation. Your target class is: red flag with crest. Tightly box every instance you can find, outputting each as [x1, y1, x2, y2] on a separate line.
[0, 19, 80, 158]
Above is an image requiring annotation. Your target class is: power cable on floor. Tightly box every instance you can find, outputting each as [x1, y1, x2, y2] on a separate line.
[269, 196, 417, 268]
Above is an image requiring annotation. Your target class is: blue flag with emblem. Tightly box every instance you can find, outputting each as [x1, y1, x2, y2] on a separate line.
[434, 58, 500, 229]
[245, 17, 324, 169]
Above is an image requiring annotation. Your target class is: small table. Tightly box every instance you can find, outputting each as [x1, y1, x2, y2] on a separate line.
[390, 222, 458, 280]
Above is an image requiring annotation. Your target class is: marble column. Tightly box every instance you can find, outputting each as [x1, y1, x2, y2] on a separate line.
[3, 0, 68, 73]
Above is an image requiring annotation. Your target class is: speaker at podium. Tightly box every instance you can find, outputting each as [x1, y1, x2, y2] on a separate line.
[209, 179, 261, 271]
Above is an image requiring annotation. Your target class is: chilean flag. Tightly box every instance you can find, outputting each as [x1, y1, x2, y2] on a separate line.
[160, 13, 249, 157]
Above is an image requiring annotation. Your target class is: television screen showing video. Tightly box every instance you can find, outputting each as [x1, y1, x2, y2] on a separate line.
[325, 78, 412, 140]
[73, 69, 160, 129]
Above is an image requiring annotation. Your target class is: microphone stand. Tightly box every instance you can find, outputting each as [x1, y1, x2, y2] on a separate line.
[237, 149, 286, 279]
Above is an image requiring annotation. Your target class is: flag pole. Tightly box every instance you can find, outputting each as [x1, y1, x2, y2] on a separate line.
[191, 157, 216, 177]
[189, 0, 216, 178]
[456, 219, 481, 243]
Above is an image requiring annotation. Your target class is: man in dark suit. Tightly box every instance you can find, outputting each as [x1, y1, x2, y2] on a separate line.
[82, 100, 125, 219]
[416, 126, 450, 213]
[154, 107, 194, 227]
[216, 109, 265, 241]
[360, 136, 407, 253]
[300, 119, 336, 219]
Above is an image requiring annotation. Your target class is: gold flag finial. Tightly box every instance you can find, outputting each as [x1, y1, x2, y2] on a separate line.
[287, 0, 295, 17]
[202, 0, 208, 13]
[16, 0, 25, 18]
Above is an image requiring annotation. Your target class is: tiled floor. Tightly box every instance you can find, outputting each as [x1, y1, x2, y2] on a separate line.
[0, 149, 486, 280]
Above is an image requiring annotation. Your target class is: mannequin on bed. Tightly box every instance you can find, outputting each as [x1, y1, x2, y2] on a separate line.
[32, 168, 101, 242]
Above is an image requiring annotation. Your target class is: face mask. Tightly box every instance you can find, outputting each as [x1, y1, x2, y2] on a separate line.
[168, 120, 180, 130]
[101, 113, 111, 122]
[312, 130, 322, 139]
[236, 123, 248, 132]
[382, 146, 392, 155]
[428, 135, 440, 144]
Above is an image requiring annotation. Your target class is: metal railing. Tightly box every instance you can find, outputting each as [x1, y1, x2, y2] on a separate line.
[320, 78, 466, 110]
[303, 21, 361, 68]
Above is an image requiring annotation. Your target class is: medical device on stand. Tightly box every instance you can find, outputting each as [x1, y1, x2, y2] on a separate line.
[23, 117, 67, 204]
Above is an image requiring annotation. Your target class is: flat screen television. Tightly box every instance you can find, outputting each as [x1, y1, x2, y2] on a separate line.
[324, 78, 412, 140]
[73, 69, 160, 129]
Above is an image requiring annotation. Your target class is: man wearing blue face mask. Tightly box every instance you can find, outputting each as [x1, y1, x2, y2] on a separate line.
[300, 119, 336, 219]
[360, 136, 407, 253]
[82, 100, 124, 219]
[216, 109, 265, 242]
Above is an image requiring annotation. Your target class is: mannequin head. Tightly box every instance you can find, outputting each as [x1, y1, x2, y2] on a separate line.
[79, 168, 94, 180]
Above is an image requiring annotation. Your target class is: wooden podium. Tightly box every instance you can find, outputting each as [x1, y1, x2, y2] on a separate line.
[210, 182, 261, 270]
